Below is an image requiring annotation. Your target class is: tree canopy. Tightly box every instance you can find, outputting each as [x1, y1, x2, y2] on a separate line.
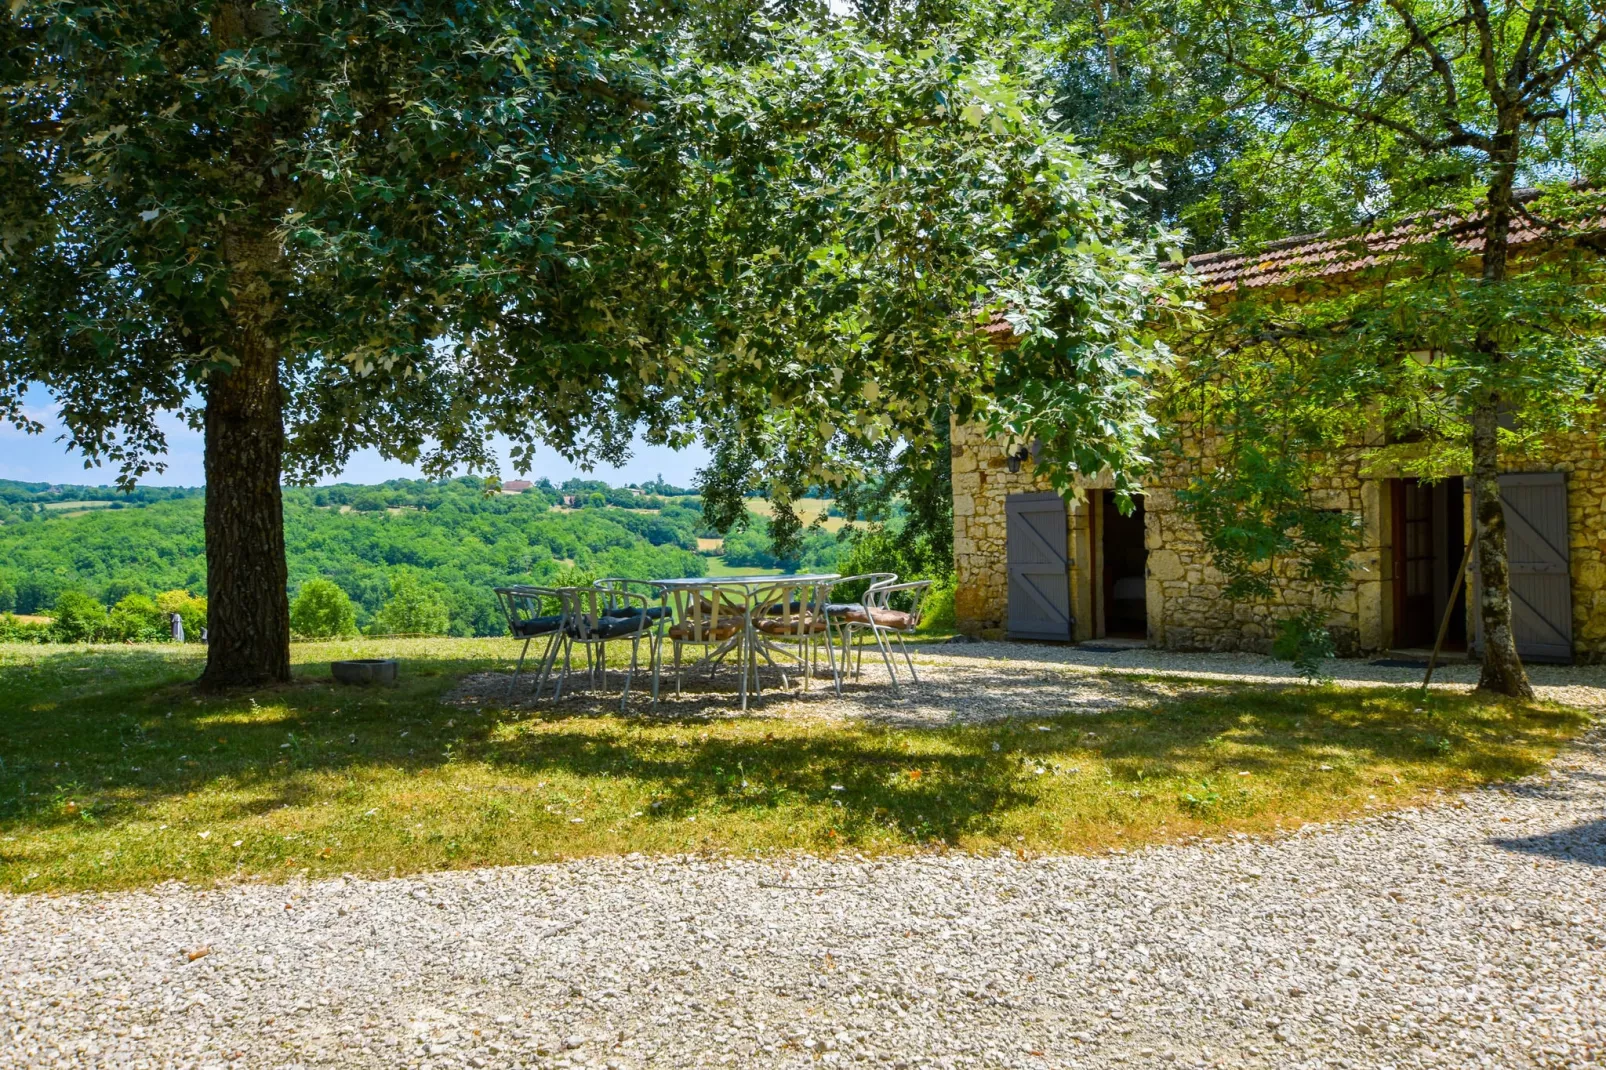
[1, 1, 1185, 684]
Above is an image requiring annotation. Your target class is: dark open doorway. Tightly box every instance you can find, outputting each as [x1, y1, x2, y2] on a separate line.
[1390, 477, 1467, 650]
[1100, 491, 1148, 638]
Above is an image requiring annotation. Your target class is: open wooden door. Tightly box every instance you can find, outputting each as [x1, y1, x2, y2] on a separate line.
[1005, 492, 1074, 641]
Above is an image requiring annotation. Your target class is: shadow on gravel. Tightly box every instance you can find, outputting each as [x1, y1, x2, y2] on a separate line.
[1492, 818, 1606, 866]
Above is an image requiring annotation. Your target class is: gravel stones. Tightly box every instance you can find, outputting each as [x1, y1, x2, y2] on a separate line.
[5, 725, 1605, 1068]
[448, 643, 1606, 726]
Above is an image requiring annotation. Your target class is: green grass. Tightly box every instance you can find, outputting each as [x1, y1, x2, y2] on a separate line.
[0, 637, 1589, 892]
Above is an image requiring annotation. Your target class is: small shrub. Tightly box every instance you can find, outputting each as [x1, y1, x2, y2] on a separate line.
[1272, 610, 1337, 682]
[0, 613, 52, 643]
[916, 576, 956, 634]
[105, 594, 166, 642]
[291, 579, 358, 638]
[51, 590, 108, 643]
[155, 590, 208, 639]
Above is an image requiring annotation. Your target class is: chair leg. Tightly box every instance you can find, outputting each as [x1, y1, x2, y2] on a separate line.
[674, 642, 683, 697]
[621, 635, 639, 712]
[823, 627, 841, 696]
[873, 627, 901, 695]
[650, 628, 664, 707]
[532, 631, 562, 701]
[509, 636, 533, 698]
[896, 632, 919, 683]
[739, 630, 750, 712]
[554, 638, 574, 700]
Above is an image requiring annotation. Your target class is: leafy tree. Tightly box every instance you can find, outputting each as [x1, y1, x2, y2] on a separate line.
[3, 5, 1182, 686]
[106, 594, 166, 642]
[289, 578, 355, 638]
[1149, 0, 1606, 695]
[50, 590, 106, 643]
[369, 572, 450, 637]
[0, 577, 14, 614]
[156, 589, 208, 639]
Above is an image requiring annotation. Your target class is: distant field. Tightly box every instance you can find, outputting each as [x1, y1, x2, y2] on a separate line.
[42, 500, 119, 513]
[9, 614, 51, 625]
[696, 537, 724, 552]
[745, 497, 855, 533]
[701, 556, 784, 577]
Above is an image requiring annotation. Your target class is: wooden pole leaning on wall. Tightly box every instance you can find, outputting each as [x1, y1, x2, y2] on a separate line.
[1423, 536, 1477, 690]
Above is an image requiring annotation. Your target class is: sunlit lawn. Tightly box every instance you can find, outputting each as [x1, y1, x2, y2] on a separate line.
[0, 637, 1589, 892]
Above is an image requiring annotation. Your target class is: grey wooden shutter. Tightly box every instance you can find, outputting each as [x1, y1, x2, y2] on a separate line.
[1473, 472, 1573, 664]
[1005, 492, 1074, 641]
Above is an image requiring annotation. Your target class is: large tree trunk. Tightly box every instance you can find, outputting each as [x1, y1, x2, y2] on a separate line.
[199, 235, 291, 689]
[1469, 398, 1531, 697]
[1469, 129, 1534, 699]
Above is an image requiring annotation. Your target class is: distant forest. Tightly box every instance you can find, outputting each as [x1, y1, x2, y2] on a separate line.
[0, 477, 844, 637]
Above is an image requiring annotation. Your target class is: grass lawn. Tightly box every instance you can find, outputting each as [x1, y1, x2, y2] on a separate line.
[0, 637, 1589, 893]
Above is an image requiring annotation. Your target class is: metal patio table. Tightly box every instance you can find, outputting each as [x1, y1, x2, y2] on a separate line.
[649, 573, 840, 704]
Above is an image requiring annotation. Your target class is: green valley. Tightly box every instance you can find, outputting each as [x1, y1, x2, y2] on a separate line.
[0, 477, 847, 637]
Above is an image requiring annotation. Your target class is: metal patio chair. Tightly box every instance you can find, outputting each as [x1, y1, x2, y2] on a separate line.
[494, 585, 568, 700]
[550, 585, 657, 710]
[750, 575, 841, 695]
[832, 579, 932, 695]
[656, 581, 755, 710]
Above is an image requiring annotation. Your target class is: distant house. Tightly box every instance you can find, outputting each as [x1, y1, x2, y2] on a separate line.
[954, 202, 1606, 662]
[501, 479, 534, 494]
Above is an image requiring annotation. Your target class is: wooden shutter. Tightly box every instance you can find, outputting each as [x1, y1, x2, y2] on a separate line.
[1472, 472, 1573, 664]
[1005, 492, 1074, 641]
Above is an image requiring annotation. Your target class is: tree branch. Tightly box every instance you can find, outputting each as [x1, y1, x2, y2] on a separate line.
[1521, 21, 1606, 99]
[1465, 0, 1507, 106]
[1218, 44, 1487, 153]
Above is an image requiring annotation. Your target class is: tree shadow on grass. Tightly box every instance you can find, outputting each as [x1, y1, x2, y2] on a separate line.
[0, 644, 1585, 857]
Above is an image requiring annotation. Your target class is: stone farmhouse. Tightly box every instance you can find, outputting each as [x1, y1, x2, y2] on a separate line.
[953, 207, 1606, 663]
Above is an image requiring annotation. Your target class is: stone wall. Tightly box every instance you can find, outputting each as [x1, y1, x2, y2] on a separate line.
[952, 420, 1093, 641]
[952, 417, 1606, 661]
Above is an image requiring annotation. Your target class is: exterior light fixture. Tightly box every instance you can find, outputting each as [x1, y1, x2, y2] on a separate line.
[1004, 445, 1031, 473]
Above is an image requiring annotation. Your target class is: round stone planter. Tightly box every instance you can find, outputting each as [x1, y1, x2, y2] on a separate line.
[331, 658, 399, 686]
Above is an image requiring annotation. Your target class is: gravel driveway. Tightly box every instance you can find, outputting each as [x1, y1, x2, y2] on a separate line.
[5, 695, 1603, 1068]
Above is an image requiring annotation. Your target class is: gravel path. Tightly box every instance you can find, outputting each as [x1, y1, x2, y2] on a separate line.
[446, 642, 1606, 725]
[6, 729, 1604, 1068]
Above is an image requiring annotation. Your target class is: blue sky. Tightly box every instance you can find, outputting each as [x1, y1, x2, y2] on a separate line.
[0, 386, 710, 489]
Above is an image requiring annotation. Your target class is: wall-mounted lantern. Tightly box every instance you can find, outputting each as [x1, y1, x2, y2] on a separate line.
[1004, 445, 1031, 473]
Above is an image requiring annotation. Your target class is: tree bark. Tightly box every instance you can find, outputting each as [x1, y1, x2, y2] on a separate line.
[198, 233, 291, 689]
[1469, 125, 1534, 699]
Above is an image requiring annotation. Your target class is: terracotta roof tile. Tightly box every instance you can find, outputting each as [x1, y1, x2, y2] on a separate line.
[1185, 188, 1604, 293]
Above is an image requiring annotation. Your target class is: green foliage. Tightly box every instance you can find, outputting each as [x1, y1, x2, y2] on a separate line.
[50, 590, 106, 643]
[290, 579, 357, 639]
[0, 613, 50, 643]
[0, 576, 13, 613]
[916, 575, 957, 634]
[0, 477, 710, 635]
[369, 573, 451, 637]
[1272, 610, 1338, 683]
[155, 589, 207, 639]
[105, 594, 166, 643]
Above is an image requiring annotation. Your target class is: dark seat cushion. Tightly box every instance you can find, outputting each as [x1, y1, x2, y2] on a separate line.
[570, 613, 653, 639]
[511, 614, 563, 637]
[605, 605, 668, 621]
